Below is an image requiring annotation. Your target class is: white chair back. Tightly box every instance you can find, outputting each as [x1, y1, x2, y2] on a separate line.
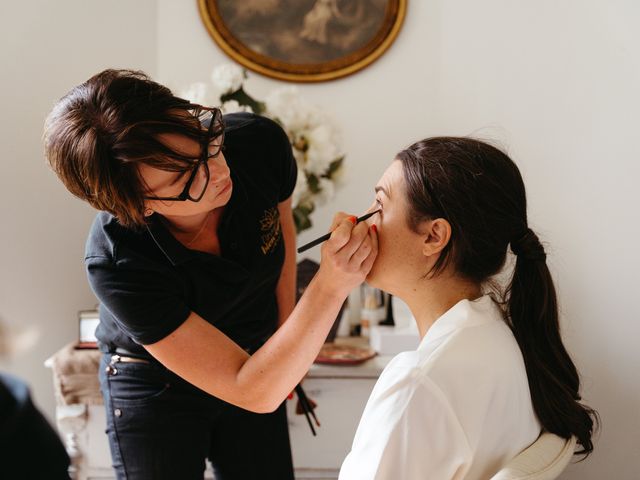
[490, 432, 577, 480]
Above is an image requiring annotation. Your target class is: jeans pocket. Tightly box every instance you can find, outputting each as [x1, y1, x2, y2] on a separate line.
[106, 361, 171, 405]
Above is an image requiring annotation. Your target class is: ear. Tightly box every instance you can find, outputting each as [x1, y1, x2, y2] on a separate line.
[421, 218, 452, 257]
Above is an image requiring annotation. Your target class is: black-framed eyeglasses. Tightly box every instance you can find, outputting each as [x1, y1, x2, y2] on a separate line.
[144, 108, 225, 202]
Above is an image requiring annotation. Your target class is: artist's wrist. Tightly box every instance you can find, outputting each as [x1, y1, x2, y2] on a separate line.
[309, 271, 351, 303]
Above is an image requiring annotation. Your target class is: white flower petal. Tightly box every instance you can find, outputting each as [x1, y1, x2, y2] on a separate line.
[265, 87, 323, 131]
[179, 82, 211, 105]
[316, 177, 335, 206]
[292, 172, 310, 207]
[220, 100, 253, 114]
[211, 64, 245, 94]
[304, 125, 340, 176]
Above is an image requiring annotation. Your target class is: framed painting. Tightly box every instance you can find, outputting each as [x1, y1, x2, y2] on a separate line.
[198, 0, 407, 82]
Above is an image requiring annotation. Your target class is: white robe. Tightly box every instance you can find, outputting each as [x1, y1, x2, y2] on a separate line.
[339, 295, 541, 480]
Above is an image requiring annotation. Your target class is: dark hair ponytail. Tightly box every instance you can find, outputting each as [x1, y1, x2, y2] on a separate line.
[508, 229, 598, 456]
[397, 137, 599, 457]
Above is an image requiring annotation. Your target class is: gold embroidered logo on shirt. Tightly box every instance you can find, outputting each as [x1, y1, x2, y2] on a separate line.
[259, 207, 281, 255]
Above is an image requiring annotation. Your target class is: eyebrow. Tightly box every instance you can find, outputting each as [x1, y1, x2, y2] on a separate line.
[375, 186, 390, 198]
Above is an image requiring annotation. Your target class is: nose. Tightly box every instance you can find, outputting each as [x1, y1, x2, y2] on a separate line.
[205, 157, 229, 189]
[208, 152, 230, 178]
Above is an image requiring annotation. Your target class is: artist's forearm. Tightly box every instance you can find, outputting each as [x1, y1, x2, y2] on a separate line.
[276, 199, 297, 326]
[237, 274, 344, 412]
[275, 250, 296, 327]
[145, 213, 375, 413]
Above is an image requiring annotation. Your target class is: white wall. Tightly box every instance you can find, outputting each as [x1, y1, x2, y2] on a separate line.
[2, 0, 638, 477]
[157, 1, 639, 478]
[0, 0, 157, 420]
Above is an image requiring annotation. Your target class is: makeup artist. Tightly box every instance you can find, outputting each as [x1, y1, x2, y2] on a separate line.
[43, 69, 378, 480]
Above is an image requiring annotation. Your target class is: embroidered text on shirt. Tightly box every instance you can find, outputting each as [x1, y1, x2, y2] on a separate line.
[259, 207, 281, 255]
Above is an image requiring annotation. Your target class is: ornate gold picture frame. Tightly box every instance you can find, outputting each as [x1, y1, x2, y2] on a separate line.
[198, 0, 407, 83]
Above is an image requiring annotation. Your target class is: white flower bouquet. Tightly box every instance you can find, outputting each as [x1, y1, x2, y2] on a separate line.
[180, 64, 345, 233]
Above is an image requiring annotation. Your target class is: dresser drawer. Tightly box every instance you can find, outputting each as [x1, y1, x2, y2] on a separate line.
[287, 377, 376, 475]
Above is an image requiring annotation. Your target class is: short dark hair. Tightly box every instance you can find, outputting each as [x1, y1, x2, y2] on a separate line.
[43, 69, 213, 228]
[397, 137, 599, 457]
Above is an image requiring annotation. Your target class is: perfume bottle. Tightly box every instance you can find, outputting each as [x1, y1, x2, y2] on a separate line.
[359, 283, 385, 338]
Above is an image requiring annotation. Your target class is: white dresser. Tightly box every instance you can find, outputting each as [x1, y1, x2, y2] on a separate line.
[47, 342, 391, 480]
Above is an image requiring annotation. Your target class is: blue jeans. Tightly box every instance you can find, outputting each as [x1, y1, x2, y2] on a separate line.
[99, 354, 294, 480]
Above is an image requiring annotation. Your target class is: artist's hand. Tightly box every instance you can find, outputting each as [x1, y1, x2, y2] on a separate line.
[317, 212, 378, 297]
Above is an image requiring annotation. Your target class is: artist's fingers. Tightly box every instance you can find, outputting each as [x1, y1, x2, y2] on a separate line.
[325, 215, 357, 252]
[360, 225, 379, 273]
[349, 223, 375, 266]
[328, 212, 351, 232]
[340, 221, 371, 261]
[317, 217, 378, 295]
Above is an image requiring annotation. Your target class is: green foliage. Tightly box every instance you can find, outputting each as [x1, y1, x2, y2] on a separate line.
[213, 69, 344, 235]
[293, 202, 315, 233]
[220, 87, 266, 115]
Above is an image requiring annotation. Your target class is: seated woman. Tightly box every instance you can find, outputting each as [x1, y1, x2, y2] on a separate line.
[339, 137, 598, 479]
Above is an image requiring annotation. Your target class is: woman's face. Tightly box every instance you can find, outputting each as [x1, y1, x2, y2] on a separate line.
[139, 131, 232, 218]
[365, 160, 428, 295]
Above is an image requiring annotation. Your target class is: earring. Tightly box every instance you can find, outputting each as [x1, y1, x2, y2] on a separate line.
[144, 208, 154, 217]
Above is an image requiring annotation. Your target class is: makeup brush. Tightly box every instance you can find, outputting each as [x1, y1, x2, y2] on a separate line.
[297, 210, 380, 254]
[295, 384, 317, 436]
[295, 384, 320, 427]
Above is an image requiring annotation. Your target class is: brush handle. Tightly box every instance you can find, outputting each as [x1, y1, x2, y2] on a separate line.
[296, 210, 380, 254]
[295, 384, 316, 436]
[297, 232, 332, 254]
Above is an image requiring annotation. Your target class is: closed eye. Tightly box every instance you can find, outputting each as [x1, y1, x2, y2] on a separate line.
[170, 167, 192, 186]
[375, 197, 383, 210]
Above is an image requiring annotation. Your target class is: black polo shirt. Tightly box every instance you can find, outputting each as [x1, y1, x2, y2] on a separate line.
[85, 113, 297, 356]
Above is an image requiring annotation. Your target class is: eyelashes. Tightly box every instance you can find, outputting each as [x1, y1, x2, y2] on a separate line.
[375, 197, 383, 210]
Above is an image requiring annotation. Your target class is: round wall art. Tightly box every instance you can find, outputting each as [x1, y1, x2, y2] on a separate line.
[198, 0, 407, 82]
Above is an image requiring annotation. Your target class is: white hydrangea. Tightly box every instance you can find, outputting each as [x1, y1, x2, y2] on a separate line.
[220, 100, 253, 114]
[291, 145, 306, 166]
[292, 170, 310, 207]
[179, 82, 211, 105]
[330, 160, 346, 187]
[265, 87, 323, 132]
[211, 64, 245, 94]
[315, 177, 335, 205]
[305, 124, 340, 176]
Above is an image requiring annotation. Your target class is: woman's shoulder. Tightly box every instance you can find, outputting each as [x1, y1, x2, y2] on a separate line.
[84, 212, 156, 265]
[416, 311, 532, 420]
[371, 351, 425, 400]
[223, 112, 294, 204]
[224, 112, 289, 162]
[417, 297, 518, 367]
[85, 212, 121, 261]
[419, 317, 523, 391]
[224, 112, 285, 139]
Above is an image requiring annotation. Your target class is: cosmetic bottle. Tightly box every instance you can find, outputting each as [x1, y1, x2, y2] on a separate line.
[359, 284, 385, 338]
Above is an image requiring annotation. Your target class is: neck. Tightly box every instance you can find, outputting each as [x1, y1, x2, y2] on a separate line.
[400, 274, 482, 339]
[161, 209, 218, 234]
